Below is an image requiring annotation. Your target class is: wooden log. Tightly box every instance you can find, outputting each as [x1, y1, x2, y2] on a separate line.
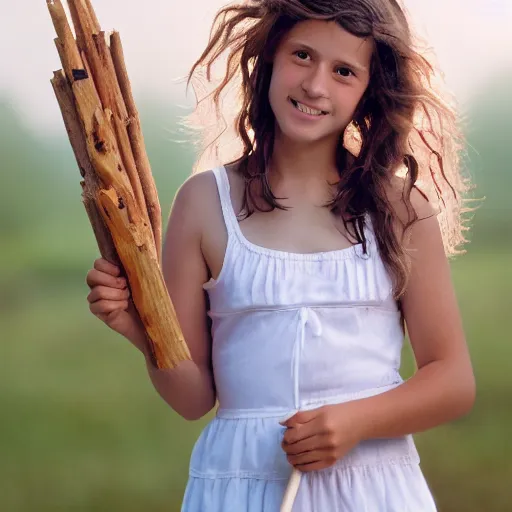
[65, 0, 87, 49]
[79, 50, 102, 106]
[93, 31, 150, 219]
[83, 0, 101, 33]
[99, 186, 190, 368]
[59, 0, 161, 262]
[47, 0, 191, 369]
[81, 182, 120, 266]
[65, 1, 156, 249]
[67, 1, 118, 118]
[47, 0, 83, 80]
[127, 118, 162, 264]
[92, 31, 128, 119]
[111, 112, 148, 214]
[110, 31, 162, 263]
[51, 68, 118, 264]
[109, 33, 138, 119]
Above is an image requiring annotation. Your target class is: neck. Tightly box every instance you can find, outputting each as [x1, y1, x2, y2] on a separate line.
[260, 129, 347, 205]
[269, 129, 342, 186]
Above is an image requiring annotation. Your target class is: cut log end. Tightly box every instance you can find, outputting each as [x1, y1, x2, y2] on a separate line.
[151, 330, 192, 369]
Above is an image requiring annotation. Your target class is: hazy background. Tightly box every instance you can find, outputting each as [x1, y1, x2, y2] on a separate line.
[1, 1, 511, 510]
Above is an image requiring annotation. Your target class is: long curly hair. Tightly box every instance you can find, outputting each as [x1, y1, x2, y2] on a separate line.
[184, 0, 473, 299]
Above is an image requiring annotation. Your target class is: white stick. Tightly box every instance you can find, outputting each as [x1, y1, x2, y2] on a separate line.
[280, 468, 302, 512]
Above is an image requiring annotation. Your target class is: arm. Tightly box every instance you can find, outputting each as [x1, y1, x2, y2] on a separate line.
[127, 173, 216, 421]
[353, 192, 476, 439]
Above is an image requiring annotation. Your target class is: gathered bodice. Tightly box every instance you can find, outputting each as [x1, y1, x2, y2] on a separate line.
[203, 166, 405, 414]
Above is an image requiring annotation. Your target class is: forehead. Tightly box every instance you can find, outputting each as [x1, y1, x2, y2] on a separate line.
[281, 19, 374, 65]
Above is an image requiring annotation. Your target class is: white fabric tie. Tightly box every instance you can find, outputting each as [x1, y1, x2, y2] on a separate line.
[291, 307, 322, 410]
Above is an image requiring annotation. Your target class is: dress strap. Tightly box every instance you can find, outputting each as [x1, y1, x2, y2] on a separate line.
[211, 166, 239, 236]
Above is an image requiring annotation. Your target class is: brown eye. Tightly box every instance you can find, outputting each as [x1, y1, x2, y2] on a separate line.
[336, 67, 353, 77]
[295, 50, 310, 61]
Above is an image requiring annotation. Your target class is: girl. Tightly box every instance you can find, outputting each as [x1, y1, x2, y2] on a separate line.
[86, 0, 476, 510]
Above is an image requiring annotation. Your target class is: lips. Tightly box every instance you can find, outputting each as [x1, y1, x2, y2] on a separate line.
[289, 97, 329, 116]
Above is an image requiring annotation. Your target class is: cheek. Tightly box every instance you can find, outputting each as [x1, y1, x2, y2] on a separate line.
[269, 61, 300, 100]
[268, 69, 285, 114]
[335, 87, 368, 119]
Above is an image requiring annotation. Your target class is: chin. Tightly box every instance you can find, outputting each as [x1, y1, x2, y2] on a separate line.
[275, 120, 336, 145]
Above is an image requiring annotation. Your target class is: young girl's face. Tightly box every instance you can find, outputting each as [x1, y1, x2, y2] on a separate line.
[269, 20, 373, 146]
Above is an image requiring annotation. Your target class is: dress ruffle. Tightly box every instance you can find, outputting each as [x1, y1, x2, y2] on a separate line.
[182, 415, 435, 511]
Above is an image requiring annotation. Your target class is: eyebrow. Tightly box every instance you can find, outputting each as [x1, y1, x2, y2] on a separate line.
[287, 40, 369, 73]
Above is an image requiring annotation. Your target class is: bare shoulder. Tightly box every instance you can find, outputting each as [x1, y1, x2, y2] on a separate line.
[172, 170, 219, 228]
[170, 168, 231, 279]
[168, 169, 228, 253]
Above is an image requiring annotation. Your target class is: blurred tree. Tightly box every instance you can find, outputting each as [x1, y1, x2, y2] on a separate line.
[465, 71, 512, 248]
[0, 98, 76, 236]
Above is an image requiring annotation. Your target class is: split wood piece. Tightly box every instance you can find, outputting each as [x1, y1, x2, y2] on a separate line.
[51, 69, 118, 264]
[48, 0, 83, 79]
[67, 0, 160, 261]
[68, 0, 152, 213]
[81, 182, 120, 266]
[62, 1, 153, 243]
[99, 185, 190, 369]
[110, 31, 162, 262]
[83, 0, 101, 33]
[78, 41, 150, 231]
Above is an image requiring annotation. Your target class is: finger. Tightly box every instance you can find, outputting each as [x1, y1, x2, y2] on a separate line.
[283, 420, 321, 445]
[87, 286, 130, 304]
[283, 426, 311, 446]
[93, 258, 122, 277]
[86, 269, 127, 290]
[294, 458, 335, 473]
[286, 449, 328, 467]
[280, 408, 321, 428]
[282, 434, 326, 456]
[89, 299, 129, 316]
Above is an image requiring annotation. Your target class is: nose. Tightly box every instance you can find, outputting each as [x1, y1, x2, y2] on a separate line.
[301, 63, 330, 99]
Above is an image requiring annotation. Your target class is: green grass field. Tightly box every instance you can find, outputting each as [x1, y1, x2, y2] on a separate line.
[1, 248, 510, 511]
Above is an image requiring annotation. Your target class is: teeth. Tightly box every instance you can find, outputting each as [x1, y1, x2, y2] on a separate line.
[293, 99, 324, 116]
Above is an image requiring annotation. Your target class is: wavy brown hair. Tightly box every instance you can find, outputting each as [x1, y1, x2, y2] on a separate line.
[184, 0, 473, 299]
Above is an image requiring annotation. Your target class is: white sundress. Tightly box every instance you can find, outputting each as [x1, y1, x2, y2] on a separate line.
[181, 166, 437, 511]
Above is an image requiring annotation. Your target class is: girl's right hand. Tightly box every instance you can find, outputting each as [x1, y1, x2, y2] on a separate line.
[86, 258, 143, 341]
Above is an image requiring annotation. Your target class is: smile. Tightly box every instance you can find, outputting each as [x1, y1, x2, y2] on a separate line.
[289, 98, 328, 116]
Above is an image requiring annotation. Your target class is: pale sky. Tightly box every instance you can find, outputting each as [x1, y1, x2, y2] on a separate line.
[1, 0, 511, 135]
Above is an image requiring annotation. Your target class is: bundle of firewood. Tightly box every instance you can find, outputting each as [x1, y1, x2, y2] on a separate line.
[47, 0, 190, 369]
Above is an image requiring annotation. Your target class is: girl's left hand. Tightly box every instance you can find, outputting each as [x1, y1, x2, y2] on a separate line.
[280, 402, 363, 472]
